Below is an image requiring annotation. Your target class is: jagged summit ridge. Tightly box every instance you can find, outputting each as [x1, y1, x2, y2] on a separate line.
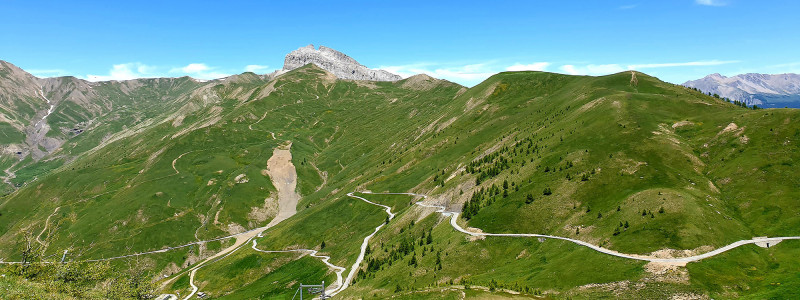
[282, 44, 401, 81]
[683, 72, 800, 108]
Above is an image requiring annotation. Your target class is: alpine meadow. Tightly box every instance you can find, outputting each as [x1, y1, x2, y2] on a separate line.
[1, 2, 800, 299]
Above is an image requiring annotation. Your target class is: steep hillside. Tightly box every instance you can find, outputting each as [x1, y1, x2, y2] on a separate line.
[184, 70, 800, 299]
[0, 62, 798, 299]
[0, 61, 205, 195]
[0, 63, 464, 271]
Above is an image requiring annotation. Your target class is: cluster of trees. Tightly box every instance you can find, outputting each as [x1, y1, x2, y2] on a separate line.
[467, 134, 549, 187]
[612, 221, 630, 236]
[356, 227, 438, 282]
[432, 170, 446, 187]
[459, 277, 543, 296]
[468, 152, 510, 185]
[729, 99, 761, 109]
[689, 87, 761, 110]
[462, 185, 502, 219]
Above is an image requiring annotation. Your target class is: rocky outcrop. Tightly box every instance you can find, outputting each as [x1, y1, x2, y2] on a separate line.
[282, 45, 401, 82]
[683, 73, 800, 108]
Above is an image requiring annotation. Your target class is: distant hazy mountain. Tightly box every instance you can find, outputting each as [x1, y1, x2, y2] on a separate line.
[683, 73, 800, 108]
[282, 44, 401, 81]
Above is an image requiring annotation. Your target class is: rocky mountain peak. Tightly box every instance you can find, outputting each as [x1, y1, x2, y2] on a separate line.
[684, 72, 800, 108]
[282, 45, 401, 82]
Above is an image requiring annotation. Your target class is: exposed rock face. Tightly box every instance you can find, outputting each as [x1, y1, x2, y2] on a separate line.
[683, 73, 800, 108]
[0, 59, 208, 190]
[282, 45, 401, 82]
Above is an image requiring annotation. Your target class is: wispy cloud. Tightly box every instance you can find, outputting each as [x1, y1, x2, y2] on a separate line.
[559, 64, 626, 75]
[557, 60, 738, 76]
[170, 63, 231, 80]
[379, 61, 551, 86]
[628, 60, 738, 69]
[244, 64, 271, 73]
[696, 0, 727, 6]
[378, 62, 497, 85]
[377, 63, 435, 78]
[766, 62, 800, 68]
[619, 4, 638, 10]
[85, 62, 243, 82]
[28, 69, 69, 78]
[506, 62, 550, 72]
[86, 63, 157, 81]
[762, 62, 800, 74]
[171, 63, 209, 73]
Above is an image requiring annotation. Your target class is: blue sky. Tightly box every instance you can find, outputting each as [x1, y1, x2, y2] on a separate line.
[1, 0, 799, 86]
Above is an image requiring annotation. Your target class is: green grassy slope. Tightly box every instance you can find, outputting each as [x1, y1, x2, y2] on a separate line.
[1, 67, 798, 299]
[4, 76, 206, 188]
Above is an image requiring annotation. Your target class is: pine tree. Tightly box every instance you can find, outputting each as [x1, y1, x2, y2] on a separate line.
[525, 193, 534, 204]
[409, 256, 417, 267]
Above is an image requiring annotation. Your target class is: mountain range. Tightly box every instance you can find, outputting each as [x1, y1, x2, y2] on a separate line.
[683, 73, 800, 108]
[0, 46, 799, 299]
[0, 45, 403, 193]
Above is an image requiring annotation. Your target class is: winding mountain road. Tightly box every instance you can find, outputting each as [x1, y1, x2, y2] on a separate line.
[181, 144, 301, 300]
[360, 192, 800, 264]
[250, 240, 346, 294]
[327, 192, 397, 296]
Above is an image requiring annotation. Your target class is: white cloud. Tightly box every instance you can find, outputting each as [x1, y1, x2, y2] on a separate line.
[86, 62, 236, 82]
[696, 0, 727, 6]
[378, 61, 554, 86]
[557, 60, 738, 76]
[560, 65, 579, 75]
[244, 64, 271, 73]
[171, 63, 210, 74]
[506, 62, 550, 72]
[619, 4, 638, 9]
[559, 64, 625, 75]
[27, 69, 69, 78]
[587, 64, 625, 74]
[86, 63, 157, 81]
[378, 62, 497, 85]
[377, 63, 432, 78]
[767, 62, 800, 68]
[170, 63, 230, 80]
[627, 60, 738, 69]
